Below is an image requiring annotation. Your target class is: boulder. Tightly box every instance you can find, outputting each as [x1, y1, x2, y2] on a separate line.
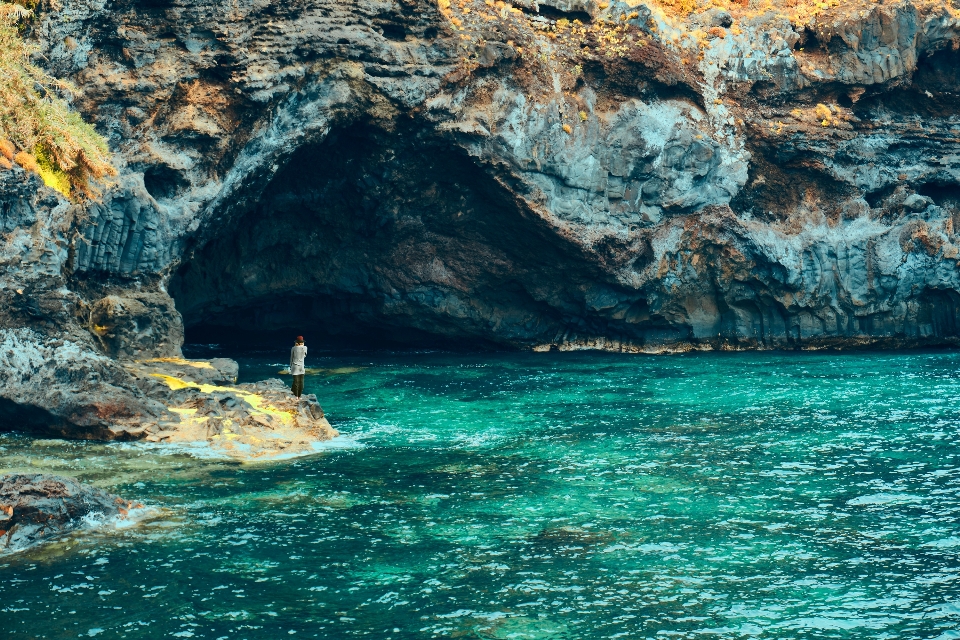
[0, 474, 140, 555]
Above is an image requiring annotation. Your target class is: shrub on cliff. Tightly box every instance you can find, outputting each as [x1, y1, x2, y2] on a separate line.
[0, 2, 115, 199]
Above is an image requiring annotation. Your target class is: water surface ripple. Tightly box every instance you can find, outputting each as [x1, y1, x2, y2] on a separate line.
[3, 351, 960, 639]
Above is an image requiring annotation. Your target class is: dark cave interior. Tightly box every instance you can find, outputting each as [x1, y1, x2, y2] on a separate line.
[169, 120, 615, 349]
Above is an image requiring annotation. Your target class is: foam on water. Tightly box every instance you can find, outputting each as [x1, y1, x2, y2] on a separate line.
[78, 505, 159, 532]
[112, 433, 362, 462]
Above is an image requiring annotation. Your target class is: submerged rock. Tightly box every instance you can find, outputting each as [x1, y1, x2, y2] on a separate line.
[0, 474, 139, 555]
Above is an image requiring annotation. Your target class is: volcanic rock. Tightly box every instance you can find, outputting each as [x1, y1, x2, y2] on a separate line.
[3, 0, 960, 435]
[122, 357, 338, 458]
[0, 474, 139, 555]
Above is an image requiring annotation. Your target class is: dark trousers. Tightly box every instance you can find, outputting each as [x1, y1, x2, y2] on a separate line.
[292, 374, 304, 397]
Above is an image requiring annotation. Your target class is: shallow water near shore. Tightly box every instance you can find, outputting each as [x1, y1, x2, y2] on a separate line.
[4, 349, 960, 638]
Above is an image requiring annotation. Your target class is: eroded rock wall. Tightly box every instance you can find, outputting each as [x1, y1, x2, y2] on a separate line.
[4, 0, 960, 432]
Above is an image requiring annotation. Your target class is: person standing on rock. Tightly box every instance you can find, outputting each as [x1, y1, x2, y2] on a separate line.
[290, 336, 307, 399]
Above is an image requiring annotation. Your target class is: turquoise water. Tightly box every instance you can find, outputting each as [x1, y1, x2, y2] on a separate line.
[4, 350, 960, 639]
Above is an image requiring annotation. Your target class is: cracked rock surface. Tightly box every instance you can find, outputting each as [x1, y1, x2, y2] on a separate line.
[4, 0, 960, 435]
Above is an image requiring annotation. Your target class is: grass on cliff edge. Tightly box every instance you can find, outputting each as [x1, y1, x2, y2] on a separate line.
[0, 2, 115, 200]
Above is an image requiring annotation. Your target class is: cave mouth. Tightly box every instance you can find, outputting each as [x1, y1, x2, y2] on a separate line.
[169, 119, 607, 351]
[183, 321, 508, 352]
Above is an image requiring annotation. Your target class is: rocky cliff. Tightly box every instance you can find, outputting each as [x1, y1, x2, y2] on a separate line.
[4, 0, 960, 434]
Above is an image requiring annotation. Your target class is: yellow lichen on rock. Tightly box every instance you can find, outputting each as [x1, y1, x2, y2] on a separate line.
[142, 357, 216, 370]
[814, 103, 832, 122]
[150, 373, 299, 427]
[123, 358, 338, 460]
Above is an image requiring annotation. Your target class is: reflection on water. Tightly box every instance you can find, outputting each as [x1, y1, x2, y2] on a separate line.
[4, 350, 960, 638]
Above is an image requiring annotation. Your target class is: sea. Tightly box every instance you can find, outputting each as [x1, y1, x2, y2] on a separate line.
[3, 349, 960, 639]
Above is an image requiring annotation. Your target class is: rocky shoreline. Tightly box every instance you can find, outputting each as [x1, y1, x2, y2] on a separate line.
[0, 349, 339, 556]
[0, 351, 340, 555]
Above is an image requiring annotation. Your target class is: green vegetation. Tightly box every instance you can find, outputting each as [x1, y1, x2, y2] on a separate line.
[0, 2, 115, 199]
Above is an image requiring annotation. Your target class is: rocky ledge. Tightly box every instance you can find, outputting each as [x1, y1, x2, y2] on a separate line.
[5, 0, 960, 437]
[0, 474, 141, 555]
[124, 357, 339, 458]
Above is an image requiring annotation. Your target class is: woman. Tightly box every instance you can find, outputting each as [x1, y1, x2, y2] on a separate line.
[290, 336, 307, 398]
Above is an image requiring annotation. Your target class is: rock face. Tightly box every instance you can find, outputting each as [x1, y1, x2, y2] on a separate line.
[4, 0, 960, 433]
[0, 474, 138, 555]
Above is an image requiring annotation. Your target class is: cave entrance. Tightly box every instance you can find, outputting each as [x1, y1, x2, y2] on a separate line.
[169, 120, 591, 350]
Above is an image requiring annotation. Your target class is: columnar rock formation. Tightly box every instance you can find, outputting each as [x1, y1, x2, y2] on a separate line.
[3, 0, 960, 434]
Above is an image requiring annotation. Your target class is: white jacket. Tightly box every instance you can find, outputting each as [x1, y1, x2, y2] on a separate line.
[290, 344, 308, 375]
